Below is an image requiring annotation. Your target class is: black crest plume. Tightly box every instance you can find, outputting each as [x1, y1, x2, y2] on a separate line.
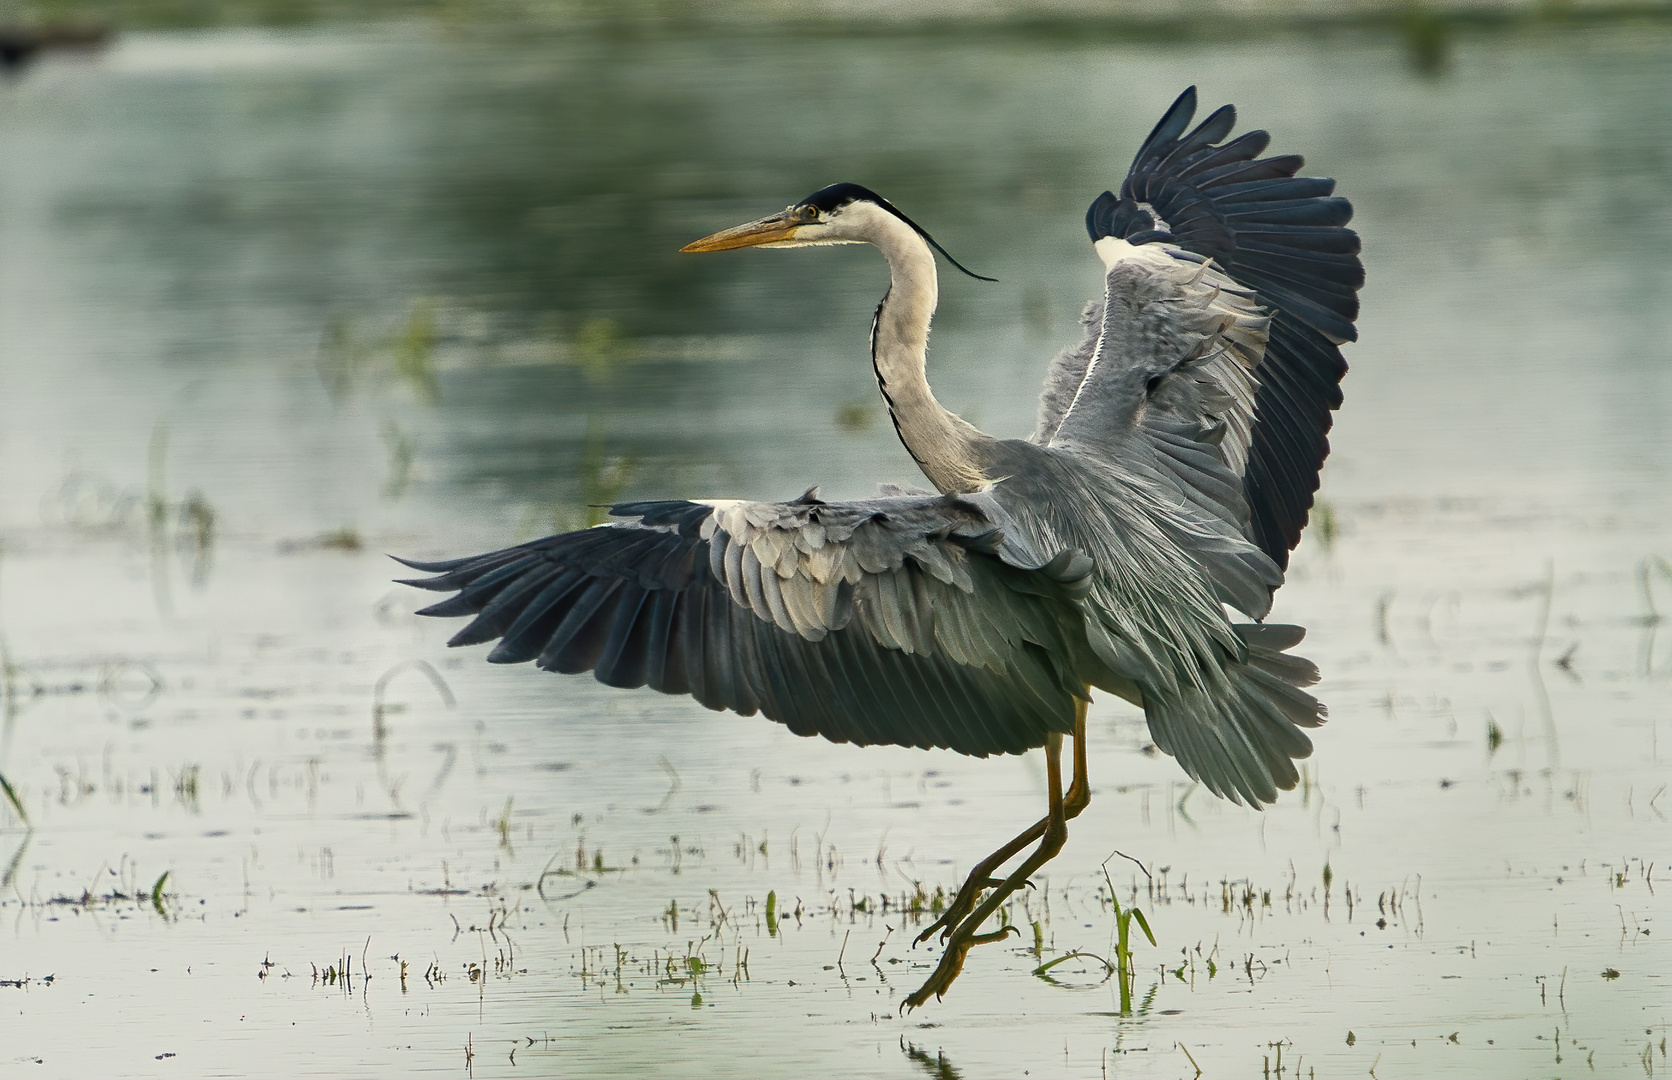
[798, 182, 997, 283]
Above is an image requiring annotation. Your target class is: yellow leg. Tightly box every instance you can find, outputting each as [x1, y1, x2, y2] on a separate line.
[914, 697, 1091, 947]
[904, 714, 1079, 1010]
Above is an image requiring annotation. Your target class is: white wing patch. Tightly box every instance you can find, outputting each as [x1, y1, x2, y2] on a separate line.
[1092, 235, 1151, 270]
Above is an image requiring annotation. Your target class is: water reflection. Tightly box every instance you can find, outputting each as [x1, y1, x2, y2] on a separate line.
[902, 1040, 964, 1080]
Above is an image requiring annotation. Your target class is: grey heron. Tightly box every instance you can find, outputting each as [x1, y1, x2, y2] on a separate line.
[399, 86, 1362, 1008]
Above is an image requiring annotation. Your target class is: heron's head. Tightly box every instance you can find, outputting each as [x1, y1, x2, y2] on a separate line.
[680, 182, 994, 280]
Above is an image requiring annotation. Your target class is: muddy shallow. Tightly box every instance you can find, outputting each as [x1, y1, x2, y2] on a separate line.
[1, 20, 1669, 1079]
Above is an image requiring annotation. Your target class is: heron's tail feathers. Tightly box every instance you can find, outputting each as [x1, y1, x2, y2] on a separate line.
[1143, 622, 1325, 807]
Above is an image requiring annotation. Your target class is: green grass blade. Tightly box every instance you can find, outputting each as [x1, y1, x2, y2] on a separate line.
[1032, 952, 1080, 976]
[1032, 950, 1115, 977]
[0, 771, 27, 828]
[1132, 907, 1157, 948]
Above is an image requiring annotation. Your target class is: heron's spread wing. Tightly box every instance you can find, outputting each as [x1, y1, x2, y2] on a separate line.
[1017, 86, 1349, 801]
[1038, 246, 1284, 621]
[398, 492, 1094, 757]
[1037, 86, 1363, 574]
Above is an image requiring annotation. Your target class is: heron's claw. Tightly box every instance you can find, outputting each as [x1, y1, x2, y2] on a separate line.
[913, 877, 1002, 947]
[970, 926, 1018, 947]
[902, 923, 1018, 1009]
[902, 938, 971, 1010]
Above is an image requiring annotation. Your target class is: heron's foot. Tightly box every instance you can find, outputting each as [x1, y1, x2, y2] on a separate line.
[912, 815, 1056, 946]
[902, 924, 1017, 1010]
[913, 876, 1003, 947]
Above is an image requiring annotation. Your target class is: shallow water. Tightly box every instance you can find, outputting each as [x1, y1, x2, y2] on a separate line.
[1, 20, 1669, 1080]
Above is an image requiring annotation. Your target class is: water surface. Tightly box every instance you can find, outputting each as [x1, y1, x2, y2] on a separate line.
[1, 21, 1669, 1079]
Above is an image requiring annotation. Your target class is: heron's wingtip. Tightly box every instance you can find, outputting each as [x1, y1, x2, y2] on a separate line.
[391, 552, 479, 574]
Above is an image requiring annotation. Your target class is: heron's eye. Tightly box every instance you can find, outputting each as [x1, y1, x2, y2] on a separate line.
[799, 205, 821, 222]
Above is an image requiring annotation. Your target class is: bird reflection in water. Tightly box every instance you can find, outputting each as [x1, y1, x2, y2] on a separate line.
[902, 1038, 964, 1080]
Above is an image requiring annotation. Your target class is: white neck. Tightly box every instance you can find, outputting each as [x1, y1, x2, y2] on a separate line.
[844, 203, 991, 494]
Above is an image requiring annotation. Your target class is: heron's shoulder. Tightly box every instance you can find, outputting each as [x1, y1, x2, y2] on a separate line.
[977, 437, 1068, 479]
[978, 438, 1124, 498]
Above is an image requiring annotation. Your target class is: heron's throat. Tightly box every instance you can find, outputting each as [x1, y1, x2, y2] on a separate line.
[870, 225, 992, 495]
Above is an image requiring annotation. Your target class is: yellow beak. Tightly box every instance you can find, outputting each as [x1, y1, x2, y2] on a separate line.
[680, 211, 801, 253]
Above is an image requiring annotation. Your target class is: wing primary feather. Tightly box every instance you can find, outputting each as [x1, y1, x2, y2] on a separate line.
[395, 549, 522, 590]
[537, 578, 623, 674]
[1135, 86, 1199, 165]
[594, 584, 653, 688]
[391, 552, 482, 575]
[643, 589, 684, 693]
[456, 564, 565, 641]
[1172, 129, 1271, 180]
[484, 571, 588, 662]
[1210, 175, 1336, 202]
[681, 584, 716, 708]
[1155, 103, 1237, 173]
[418, 555, 538, 612]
